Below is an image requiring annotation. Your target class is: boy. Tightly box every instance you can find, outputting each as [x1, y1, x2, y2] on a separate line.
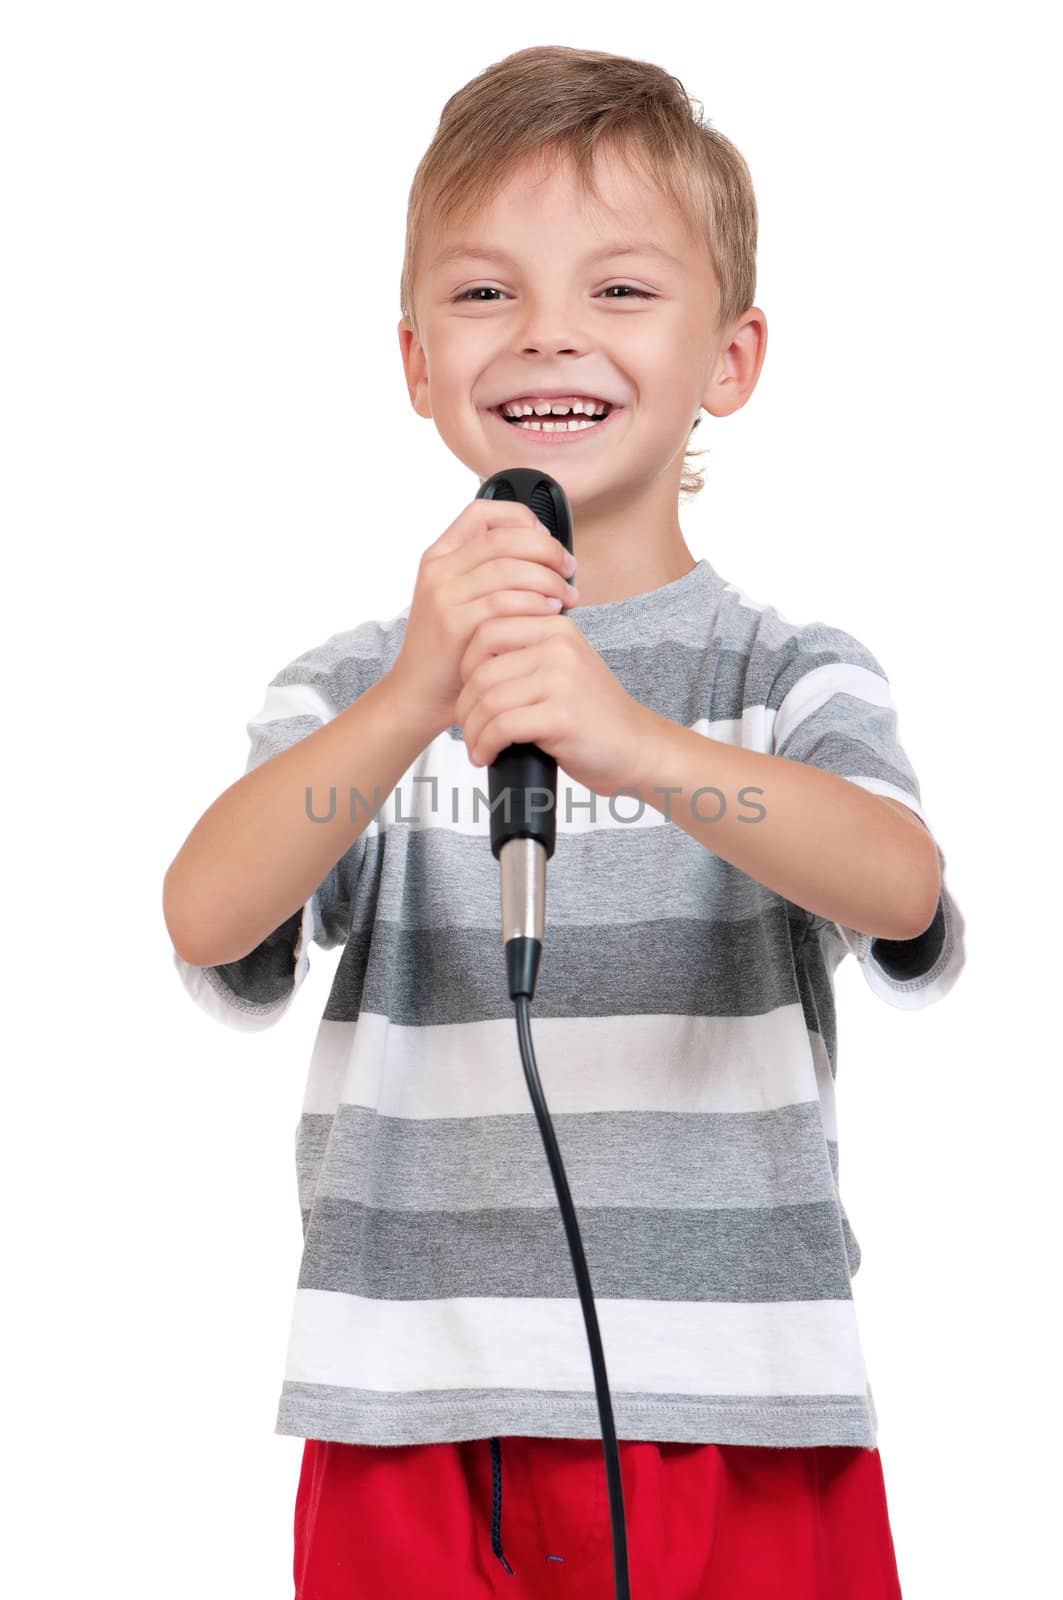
[164, 45, 965, 1600]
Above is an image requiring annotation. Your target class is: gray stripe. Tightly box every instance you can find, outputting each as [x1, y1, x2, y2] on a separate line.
[294, 1194, 855, 1301]
[321, 899, 830, 1027]
[294, 1102, 862, 1285]
[296, 1102, 840, 1214]
[275, 1383, 876, 1449]
[252, 566, 895, 741]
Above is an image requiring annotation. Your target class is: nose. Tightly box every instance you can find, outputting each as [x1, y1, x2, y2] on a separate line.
[521, 342, 578, 355]
[513, 285, 591, 358]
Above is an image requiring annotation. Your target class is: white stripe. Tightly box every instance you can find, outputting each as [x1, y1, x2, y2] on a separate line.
[246, 679, 336, 735]
[280, 1290, 870, 1398]
[300, 1007, 835, 1134]
[772, 661, 895, 751]
[236, 676, 895, 844]
[367, 711, 781, 840]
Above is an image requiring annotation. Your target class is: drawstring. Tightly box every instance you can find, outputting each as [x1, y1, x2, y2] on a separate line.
[489, 1436, 515, 1575]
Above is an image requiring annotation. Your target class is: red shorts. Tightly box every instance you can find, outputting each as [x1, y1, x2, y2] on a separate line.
[293, 1433, 904, 1599]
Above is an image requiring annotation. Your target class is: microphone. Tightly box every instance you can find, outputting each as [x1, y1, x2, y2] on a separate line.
[474, 469, 574, 1003]
[474, 469, 631, 1598]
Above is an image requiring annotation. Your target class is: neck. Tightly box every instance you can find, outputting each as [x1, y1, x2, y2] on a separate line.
[562, 478, 696, 607]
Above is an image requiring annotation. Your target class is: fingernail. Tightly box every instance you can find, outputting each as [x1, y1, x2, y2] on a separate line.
[566, 583, 580, 601]
[563, 548, 577, 574]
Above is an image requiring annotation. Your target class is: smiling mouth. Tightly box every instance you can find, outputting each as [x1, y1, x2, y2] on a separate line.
[488, 404, 623, 437]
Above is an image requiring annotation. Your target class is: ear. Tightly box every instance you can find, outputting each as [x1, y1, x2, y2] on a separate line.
[701, 306, 768, 420]
[397, 318, 431, 418]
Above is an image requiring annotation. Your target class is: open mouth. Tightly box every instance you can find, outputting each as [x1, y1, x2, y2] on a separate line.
[488, 403, 623, 443]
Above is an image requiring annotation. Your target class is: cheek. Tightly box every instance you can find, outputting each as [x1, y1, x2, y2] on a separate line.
[623, 338, 693, 397]
[637, 385, 703, 432]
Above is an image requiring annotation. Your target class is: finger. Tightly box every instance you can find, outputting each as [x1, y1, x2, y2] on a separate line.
[452, 540, 576, 612]
[436, 508, 572, 586]
[448, 586, 567, 667]
[463, 666, 549, 762]
[459, 557, 570, 611]
[457, 647, 542, 732]
[429, 499, 542, 562]
[460, 612, 559, 684]
[470, 701, 554, 768]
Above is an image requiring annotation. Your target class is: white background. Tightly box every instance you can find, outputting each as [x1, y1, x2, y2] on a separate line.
[3, 4, 1057, 1596]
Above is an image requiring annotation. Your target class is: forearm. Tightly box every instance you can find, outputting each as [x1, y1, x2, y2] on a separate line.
[628, 708, 940, 941]
[163, 665, 444, 967]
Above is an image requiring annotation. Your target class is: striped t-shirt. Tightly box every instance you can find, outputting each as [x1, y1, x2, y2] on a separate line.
[173, 556, 965, 1450]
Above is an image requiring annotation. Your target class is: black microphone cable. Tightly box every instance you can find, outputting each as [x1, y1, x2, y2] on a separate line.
[476, 469, 632, 1600]
[511, 980, 631, 1600]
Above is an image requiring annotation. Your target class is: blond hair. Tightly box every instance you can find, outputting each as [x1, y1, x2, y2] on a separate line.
[399, 45, 759, 499]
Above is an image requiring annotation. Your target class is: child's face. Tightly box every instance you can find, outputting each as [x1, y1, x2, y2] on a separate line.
[398, 144, 764, 506]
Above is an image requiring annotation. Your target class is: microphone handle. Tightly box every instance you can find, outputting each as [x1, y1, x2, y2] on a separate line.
[488, 746, 554, 1003]
[487, 742, 557, 862]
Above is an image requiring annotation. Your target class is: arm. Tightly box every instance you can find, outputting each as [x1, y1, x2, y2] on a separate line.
[163, 664, 444, 968]
[627, 709, 942, 942]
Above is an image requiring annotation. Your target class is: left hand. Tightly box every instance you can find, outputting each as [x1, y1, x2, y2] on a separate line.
[455, 611, 655, 798]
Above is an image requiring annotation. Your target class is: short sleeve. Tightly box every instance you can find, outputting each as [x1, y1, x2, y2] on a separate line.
[770, 620, 966, 1011]
[172, 630, 383, 1033]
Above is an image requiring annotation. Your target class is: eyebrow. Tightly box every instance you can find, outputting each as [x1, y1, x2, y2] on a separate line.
[429, 238, 684, 271]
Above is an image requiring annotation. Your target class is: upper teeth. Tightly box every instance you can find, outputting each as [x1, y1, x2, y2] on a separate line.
[501, 398, 610, 418]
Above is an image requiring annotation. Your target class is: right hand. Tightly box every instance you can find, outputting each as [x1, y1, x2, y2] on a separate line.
[390, 497, 579, 736]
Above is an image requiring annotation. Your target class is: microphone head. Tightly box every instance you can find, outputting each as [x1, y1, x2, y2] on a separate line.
[477, 469, 573, 557]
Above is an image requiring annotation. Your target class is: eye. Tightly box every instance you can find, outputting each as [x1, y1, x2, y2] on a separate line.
[452, 285, 656, 303]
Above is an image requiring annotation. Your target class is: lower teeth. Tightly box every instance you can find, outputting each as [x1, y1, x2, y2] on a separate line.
[511, 416, 604, 432]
